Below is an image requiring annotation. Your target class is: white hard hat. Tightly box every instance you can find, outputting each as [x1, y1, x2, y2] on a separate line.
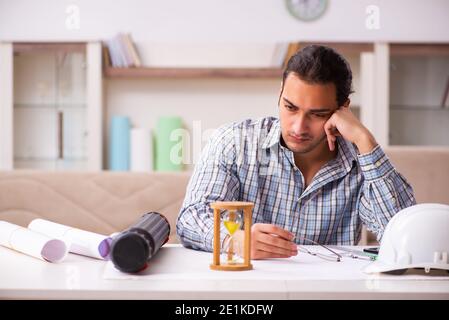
[363, 203, 449, 275]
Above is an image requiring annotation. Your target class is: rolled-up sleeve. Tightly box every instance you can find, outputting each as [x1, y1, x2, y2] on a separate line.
[176, 124, 240, 251]
[356, 145, 416, 241]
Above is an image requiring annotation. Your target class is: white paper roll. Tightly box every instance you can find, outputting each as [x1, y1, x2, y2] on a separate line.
[28, 219, 112, 260]
[130, 128, 153, 172]
[0, 221, 68, 263]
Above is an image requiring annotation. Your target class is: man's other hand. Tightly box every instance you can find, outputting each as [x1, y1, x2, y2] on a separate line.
[234, 223, 298, 260]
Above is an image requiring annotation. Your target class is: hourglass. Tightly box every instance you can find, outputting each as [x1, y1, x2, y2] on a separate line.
[222, 209, 242, 264]
[210, 201, 253, 271]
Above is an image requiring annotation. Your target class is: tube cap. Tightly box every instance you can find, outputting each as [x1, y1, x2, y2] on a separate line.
[110, 231, 150, 273]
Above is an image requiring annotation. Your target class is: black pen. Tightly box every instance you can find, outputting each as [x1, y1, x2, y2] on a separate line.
[363, 247, 379, 255]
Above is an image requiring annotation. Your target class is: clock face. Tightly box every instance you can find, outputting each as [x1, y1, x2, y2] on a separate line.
[285, 0, 328, 22]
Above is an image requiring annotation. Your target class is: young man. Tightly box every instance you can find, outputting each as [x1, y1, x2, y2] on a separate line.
[176, 45, 416, 259]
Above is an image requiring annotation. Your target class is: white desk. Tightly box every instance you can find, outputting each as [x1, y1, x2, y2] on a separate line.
[1, 244, 448, 299]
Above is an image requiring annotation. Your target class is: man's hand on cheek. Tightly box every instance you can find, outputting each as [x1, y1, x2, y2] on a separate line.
[324, 105, 378, 154]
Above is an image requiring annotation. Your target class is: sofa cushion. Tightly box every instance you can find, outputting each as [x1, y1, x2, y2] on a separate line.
[384, 146, 449, 204]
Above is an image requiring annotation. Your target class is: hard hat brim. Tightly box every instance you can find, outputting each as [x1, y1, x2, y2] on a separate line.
[363, 261, 449, 274]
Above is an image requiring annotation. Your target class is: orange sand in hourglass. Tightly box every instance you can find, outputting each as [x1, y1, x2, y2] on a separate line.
[223, 210, 241, 264]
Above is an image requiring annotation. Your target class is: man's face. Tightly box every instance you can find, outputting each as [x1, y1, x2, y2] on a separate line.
[279, 73, 339, 154]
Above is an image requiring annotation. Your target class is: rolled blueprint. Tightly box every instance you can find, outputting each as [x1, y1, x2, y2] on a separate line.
[0, 221, 68, 263]
[28, 219, 112, 260]
[130, 128, 153, 172]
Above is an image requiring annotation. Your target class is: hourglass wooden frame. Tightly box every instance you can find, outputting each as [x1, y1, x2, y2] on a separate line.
[209, 201, 253, 271]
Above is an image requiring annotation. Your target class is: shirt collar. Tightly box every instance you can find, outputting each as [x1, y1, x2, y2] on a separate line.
[335, 136, 358, 173]
[261, 119, 281, 149]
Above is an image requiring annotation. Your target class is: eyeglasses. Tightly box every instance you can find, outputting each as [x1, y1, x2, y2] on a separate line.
[293, 236, 376, 262]
[293, 236, 342, 262]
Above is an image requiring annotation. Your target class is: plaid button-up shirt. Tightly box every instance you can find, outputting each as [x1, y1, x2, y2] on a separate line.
[176, 117, 416, 251]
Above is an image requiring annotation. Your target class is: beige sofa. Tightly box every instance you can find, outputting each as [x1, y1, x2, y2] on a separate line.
[0, 171, 191, 244]
[1, 146, 448, 245]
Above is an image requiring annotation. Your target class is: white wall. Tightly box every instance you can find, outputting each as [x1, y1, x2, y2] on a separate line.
[2, 0, 448, 169]
[1, 0, 448, 42]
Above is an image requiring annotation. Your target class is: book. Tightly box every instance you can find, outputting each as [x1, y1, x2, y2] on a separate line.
[118, 33, 134, 67]
[105, 33, 142, 68]
[106, 37, 121, 67]
[123, 33, 142, 67]
[114, 33, 128, 67]
[103, 45, 111, 68]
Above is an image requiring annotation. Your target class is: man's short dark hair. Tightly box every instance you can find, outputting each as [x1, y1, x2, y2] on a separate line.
[281, 45, 354, 106]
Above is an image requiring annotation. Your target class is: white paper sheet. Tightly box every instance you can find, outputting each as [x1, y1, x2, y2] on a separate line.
[103, 245, 449, 281]
[130, 128, 153, 172]
[0, 221, 68, 263]
[28, 219, 112, 260]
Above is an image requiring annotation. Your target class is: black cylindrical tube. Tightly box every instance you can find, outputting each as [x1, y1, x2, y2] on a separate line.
[110, 212, 170, 273]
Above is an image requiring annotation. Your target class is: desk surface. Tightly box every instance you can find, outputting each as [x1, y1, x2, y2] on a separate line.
[1, 244, 448, 300]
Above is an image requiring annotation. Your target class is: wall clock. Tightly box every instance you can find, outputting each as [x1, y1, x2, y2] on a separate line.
[285, 0, 328, 22]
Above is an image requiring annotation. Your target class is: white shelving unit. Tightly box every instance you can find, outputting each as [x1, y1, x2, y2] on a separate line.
[0, 41, 103, 171]
[389, 44, 449, 146]
[1, 41, 448, 173]
[361, 43, 449, 148]
[360, 43, 390, 147]
[0, 43, 13, 170]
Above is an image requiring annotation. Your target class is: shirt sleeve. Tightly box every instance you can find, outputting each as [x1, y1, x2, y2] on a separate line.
[176, 124, 240, 252]
[356, 144, 416, 241]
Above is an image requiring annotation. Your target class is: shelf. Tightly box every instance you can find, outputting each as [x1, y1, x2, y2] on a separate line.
[298, 42, 374, 54]
[104, 67, 283, 79]
[390, 105, 449, 110]
[14, 103, 86, 109]
[390, 44, 449, 56]
[14, 157, 87, 161]
[103, 42, 376, 79]
[13, 42, 86, 54]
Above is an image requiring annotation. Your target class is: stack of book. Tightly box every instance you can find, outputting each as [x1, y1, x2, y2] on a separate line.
[105, 33, 141, 68]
